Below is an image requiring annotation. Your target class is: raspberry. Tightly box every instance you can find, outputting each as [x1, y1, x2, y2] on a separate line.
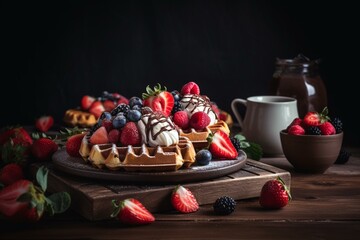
[319, 121, 336, 135]
[189, 112, 211, 130]
[181, 82, 200, 95]
[287, 125, 305, 135]
[173, 111, 189, 129]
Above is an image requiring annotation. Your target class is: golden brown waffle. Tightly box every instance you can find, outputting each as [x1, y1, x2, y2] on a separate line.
[79, 136, 196, 172]
[179, 120, 230, 149]
[63, 109, 97, 128]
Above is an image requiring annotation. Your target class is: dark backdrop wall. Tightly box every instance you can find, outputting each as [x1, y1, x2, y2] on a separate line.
[2, 0, 358, 146]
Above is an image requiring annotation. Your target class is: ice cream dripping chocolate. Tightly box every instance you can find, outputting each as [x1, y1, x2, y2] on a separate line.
[138, 111, 179, 147]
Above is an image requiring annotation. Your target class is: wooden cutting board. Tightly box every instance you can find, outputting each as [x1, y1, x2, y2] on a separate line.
[30, 160, 291, 221]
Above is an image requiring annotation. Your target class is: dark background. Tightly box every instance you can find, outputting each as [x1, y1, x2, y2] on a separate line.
[2, 0, 358, 146]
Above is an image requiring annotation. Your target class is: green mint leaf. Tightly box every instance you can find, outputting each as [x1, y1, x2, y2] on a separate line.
[47, 192, 71, 214]
[240, 141, 250, 148]
[45, 197, 55, 216]
[243, 142, 263, 160]
[36, 166, 49, 192]
[234, 134, 246, 142]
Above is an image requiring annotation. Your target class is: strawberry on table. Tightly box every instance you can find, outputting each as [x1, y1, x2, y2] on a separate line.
[207, 130, 238, 159]
[171, 185, 199, 213]
[111, 198, 155, 225]
[31, 138, 58, 161]
[35, 115, 54, 132]
[0, 163, 24, 186]
[259, 177, 291, 209]
[142, 83, 174, 117]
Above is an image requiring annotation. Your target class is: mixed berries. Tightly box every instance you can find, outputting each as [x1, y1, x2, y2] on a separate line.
[285, 107, 343, 136]
[213, 196, 237, 215]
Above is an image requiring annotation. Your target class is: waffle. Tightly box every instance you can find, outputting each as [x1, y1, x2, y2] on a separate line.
[63, 109, 97, 128]
[179, 120, 230, 149]
[79, 136, 196, 172]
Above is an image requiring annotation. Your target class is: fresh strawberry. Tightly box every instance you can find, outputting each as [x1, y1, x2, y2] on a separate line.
[142, 83, 174, 117]
[89, 101, 105, 119]
[287, 125, 305, 135]
[111, 198, 155, 225]
[35, 115, 54, 132]
[181, 81, 200, 95]
[173, 110, 190, 129]
[286, 117, 303, 131]
[171, 185, 199, 213]
[113, 93, 129, 105]
[31, 138, 58, 161]
[119, 122, 141, 146]
[89, 126, 109, 144]
[207, 130, 238, 159]
[66, 133, 86, 158]
[189, 111, 211, 130]
[0, 180, 34, 219]
[0, 163, 24, 186]
[319, 121, 336, 135]
[303, 107, 330, 127]
[0, 127, 33, 147]
[103, 100, 116, 112]
[259, 177, 291, 209]
[0, 167, 71, 222]
[81, 95, 96, 111]
[108, 129, 120, 144]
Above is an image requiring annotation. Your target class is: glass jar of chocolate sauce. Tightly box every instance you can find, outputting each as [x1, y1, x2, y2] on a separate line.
[270, 54, 328, 118]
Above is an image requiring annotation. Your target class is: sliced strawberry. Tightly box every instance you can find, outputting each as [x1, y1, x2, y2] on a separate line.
[142, 84, 174, 117]
[31, 138, 58, 161]
[303, 112, 321, 126]
[208, 130, 238, 159]
[66, 133, 86, 158]
[89, 126, 109, 144]
[0, 179, 32, 217]
[181, 82, 200, 95]
[89, 101, 105, 119]
[111, 198, 155, 225]
[81, 95, 96, 111]
[35, 115, 54, 132]
[103, 100, 116, 112]
[171, 185, 199, 213]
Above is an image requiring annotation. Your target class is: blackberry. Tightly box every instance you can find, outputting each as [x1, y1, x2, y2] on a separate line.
[306, 126, 322, 135]
[331, 117, 343, 133]
[111, 103, 130, 116]
[230, 137, 241, 153]
[335, 148, 351, 164]
[213, 196, 236, 215]
[171, 101, 183, 114]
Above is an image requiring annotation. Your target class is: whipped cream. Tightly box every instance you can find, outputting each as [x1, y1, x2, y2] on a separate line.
[180, 94, 218, 125]
[137, 112, 179, 147]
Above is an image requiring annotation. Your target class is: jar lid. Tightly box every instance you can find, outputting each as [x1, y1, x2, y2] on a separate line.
[276, 54, 320, 67]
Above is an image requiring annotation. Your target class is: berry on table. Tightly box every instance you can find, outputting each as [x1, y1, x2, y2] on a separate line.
[335, 148, 351, 164]
[213, 196, 236, 215]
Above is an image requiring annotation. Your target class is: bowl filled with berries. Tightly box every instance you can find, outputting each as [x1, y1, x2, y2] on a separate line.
[280, 107, 344, 173]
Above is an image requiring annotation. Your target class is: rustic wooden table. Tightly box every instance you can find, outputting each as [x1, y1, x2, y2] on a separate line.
[1, 147, 359, 239]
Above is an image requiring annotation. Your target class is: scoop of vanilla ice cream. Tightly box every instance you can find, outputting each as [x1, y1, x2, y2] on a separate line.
[137, 112, 179, 147]
[180, 94, 218, 125]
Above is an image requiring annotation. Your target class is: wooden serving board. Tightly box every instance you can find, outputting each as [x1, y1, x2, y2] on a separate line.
[30, 160, 291, 221]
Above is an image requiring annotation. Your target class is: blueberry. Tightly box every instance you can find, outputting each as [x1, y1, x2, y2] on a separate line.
[99, 111, 112, 121]
[196, 149, 212, 166]
[171, 90, 181, 101]
[129, 97, 143, 108]
[131, 105, 142, 111]
[112, 115, 127, 129]
[127, 109, 142, 122]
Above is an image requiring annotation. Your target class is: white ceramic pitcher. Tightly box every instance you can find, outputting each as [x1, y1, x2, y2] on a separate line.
[231, 96, 298, 156]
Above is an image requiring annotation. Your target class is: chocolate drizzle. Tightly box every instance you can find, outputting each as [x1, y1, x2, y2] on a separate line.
[140, 112, 177, 142]
[180, 94, 214, 115]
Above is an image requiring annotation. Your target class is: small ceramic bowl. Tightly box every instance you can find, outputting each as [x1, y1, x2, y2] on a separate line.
[280, 130, 343, 173]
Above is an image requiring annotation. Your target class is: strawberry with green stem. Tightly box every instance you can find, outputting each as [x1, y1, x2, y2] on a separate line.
[259, 176, 291, 209]
[142, 83, 174, 117]
[0, 166, 71, 222]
